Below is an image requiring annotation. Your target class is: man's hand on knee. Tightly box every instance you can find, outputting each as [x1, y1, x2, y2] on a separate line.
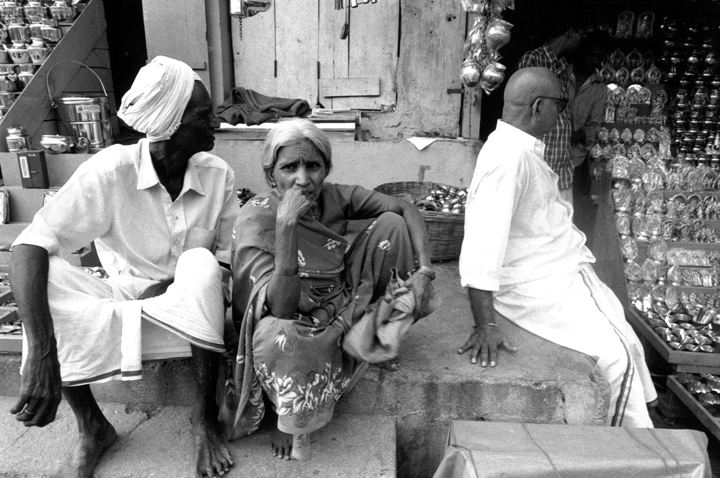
[10, 340, 62, 427]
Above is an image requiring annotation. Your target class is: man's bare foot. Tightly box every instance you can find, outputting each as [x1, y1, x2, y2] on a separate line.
[193, 416, 234, 478]
[270, 429, 293, 460]
[54, 420, 117, 478]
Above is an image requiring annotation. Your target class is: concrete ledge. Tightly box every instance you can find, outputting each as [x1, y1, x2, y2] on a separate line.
[0, 356, 198, 409]
[0, 262, 610, 478]
[338, 261, 609, 477]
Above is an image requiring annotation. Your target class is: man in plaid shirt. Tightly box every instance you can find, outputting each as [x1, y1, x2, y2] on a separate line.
[517, 26, 584, 205]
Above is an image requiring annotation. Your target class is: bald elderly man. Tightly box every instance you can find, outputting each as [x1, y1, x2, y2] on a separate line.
[458, 67, 656, 427]
[10, 57, 236, 477]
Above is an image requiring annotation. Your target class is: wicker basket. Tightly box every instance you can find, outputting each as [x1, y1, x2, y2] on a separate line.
[374, 181, 465, 262]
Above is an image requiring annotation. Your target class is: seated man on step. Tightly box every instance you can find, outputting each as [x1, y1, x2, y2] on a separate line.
[458, 67, 657, 427]
[9, 56, 236, 478]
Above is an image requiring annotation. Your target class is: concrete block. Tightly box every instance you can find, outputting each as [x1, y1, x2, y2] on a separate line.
[0, 262, 611, 478]
[210, 135, 481, 195]
[89, 359, 197, 409]
[338, 261, 609, 478]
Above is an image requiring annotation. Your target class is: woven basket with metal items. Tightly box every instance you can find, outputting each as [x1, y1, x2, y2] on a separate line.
[374, 181, 467, 262]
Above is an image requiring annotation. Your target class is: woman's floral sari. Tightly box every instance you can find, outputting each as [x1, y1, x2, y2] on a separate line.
[223, 183, 415, 438]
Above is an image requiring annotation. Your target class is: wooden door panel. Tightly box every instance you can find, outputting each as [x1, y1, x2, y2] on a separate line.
[232, 6, 277, 97]
[231, 0, 398, 112]
[332, 1, 398, 110]
[275, 0, 319, 105]
[143, 0, 208, 69]
[318, 1, 347, 108]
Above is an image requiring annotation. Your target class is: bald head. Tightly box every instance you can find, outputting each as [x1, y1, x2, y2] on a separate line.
[502, 67, 564, 138]
[504, 67, 562, 107]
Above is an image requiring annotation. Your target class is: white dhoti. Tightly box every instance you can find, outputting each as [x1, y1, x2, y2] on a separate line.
[495, 264, 656, 428]
[21, 248, 226, 386]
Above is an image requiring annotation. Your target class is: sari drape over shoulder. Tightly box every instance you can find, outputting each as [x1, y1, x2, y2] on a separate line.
[224, 183, 417, 439]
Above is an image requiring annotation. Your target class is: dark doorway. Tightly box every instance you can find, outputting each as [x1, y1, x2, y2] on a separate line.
[103, 0, 147, 106]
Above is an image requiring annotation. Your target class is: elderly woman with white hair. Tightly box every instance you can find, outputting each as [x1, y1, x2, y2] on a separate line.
[10, 57, 235, 478]
[226, 118, 436, 460]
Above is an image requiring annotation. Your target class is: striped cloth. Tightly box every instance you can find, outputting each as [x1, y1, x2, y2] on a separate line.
[21, 248, 227, 386]
[517, 43, 575, 190]
[494, 263, 656, 427]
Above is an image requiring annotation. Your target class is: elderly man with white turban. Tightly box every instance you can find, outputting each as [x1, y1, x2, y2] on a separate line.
[9, 56, 236, 478]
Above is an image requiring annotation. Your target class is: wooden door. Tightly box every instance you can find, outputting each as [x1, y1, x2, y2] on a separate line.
[232, 1, 399, 110]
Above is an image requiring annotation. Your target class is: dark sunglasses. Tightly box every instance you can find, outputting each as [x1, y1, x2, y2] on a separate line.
[535, 96, 568, 113]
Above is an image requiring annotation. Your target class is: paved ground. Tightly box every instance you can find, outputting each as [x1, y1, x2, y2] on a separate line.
[0, 396, 396, 478]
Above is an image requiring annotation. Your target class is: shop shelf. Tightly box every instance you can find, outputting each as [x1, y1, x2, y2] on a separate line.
[667, 375, 720, 442]
[627, 308, 720, 372]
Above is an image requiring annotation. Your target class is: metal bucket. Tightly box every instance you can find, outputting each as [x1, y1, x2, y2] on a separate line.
[46, 60, 113, 152]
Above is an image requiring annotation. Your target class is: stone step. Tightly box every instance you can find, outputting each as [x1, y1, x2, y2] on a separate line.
[0, 396, 396, 478]
[0, 261, 608, 477]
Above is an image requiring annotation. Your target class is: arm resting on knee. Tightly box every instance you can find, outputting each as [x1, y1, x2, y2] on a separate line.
[9, 244, 62, 426]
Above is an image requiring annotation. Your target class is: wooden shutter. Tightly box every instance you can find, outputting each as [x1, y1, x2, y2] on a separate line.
[232, 0, 399, 110]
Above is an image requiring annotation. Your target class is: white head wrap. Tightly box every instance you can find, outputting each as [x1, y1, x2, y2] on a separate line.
[117, 56, 203, 142]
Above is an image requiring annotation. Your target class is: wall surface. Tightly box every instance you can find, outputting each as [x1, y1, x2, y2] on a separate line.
[360, 1, 466, 140]
[212, 134, 482, 195]
[0, 135, 481, 208]
[231, 0, 467, 140]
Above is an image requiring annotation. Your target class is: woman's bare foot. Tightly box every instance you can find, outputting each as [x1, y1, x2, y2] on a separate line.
[270, 429, 293, 460]
[54, 420, 117, 478]
[192, 416, 234, 478]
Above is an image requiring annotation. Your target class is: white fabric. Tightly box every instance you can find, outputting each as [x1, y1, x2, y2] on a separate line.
[460, 120, 656, 427]
[13, 139, 236, 276]
[117, 56, 201, 142]
[13, 140, 236, 384]
[20, 249, 226, 385]
[558, 185, 573, 206]
[460, 120, 591, 292]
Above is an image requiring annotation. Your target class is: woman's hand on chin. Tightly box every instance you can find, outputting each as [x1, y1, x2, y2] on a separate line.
[277, 187, 315, 225]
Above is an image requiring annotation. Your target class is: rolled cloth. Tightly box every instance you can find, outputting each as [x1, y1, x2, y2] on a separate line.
[117, 56, 202, 142]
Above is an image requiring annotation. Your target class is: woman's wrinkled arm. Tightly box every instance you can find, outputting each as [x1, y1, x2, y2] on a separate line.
[265, 218, 301, 319]
[391, 197, 436, 317]
[265, 187, 314, 319]
[395, 198, 432, 269]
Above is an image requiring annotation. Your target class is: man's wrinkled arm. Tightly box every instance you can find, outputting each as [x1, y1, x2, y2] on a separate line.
[9, 244, 62, 427]
[458, 287, 517, 367]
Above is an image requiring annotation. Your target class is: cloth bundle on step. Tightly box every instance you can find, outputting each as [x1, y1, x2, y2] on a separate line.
[343, 267, 438, 363]
[216, 87, 311, 126]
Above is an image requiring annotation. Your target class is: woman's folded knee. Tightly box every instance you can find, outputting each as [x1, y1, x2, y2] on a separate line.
[375, 211, 405, 230]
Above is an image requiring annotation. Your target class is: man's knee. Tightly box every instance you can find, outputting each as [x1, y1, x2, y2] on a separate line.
[47, 255, 78, 281]
[176, 248, 222, 283]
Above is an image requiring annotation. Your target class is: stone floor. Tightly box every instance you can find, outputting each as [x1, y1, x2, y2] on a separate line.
[0, 396, 396, 478]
